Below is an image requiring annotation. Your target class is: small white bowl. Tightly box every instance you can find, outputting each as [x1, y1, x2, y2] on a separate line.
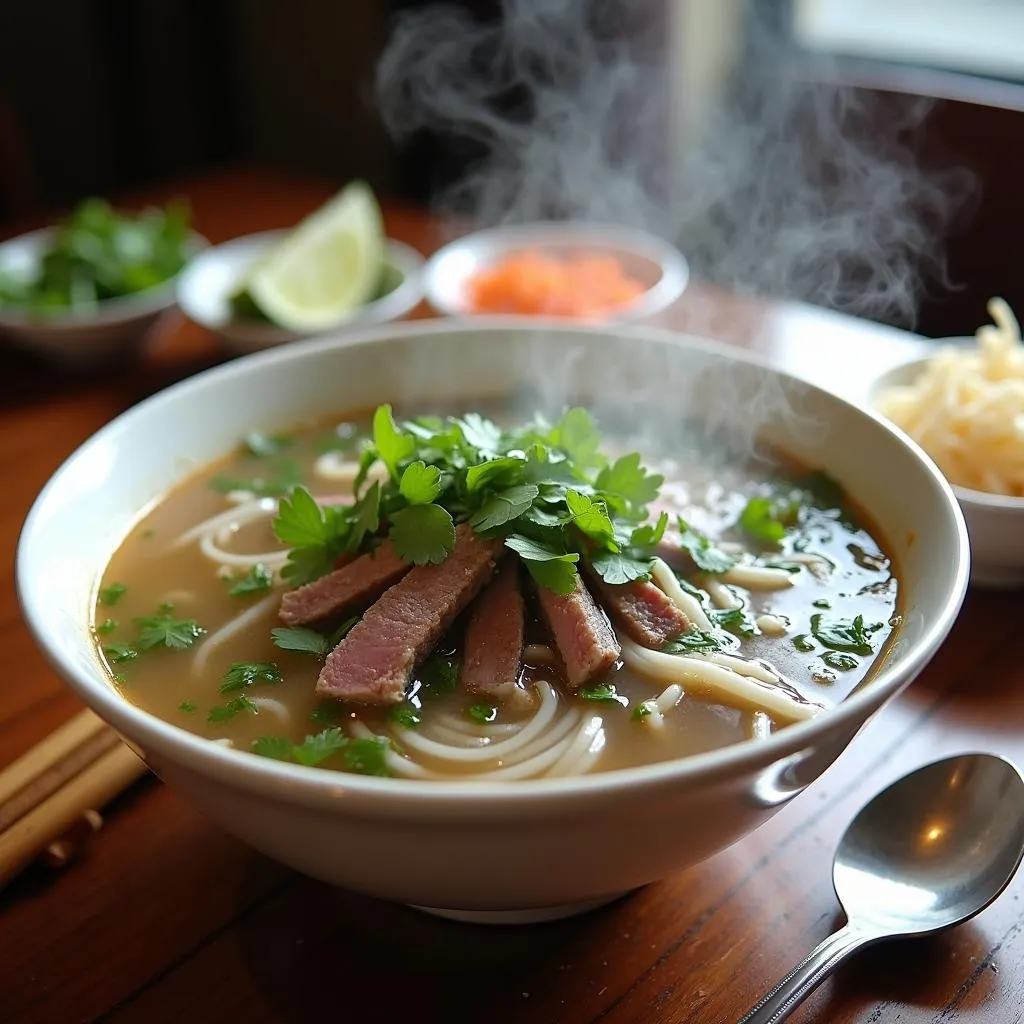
[17, 321, 967, 923]
[177, 230, 425, 354]
[0, 226, 206, 366]
[870, 355, 1024, 589]
[422, 221, 689, 324]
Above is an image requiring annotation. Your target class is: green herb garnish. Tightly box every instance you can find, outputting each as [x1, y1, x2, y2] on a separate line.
[675, 519, 736, 574]
[134, 611, 206, 650]
[662, 629, 722, 655]
[631, 702, 654, 720]
[810, 613, 883, 656]
[243, 432, 292, 458]
[207, 695, 258, 723]
[210, 458, 303, 498]
[227, 563, 274, 597]
[821, 651, 859, 671]
[219, 662, 282, 694]
[178, 700, 197, 713]
[251, 735, 294, 761]
[251, 729, 392, 776]
[310, 699, 346, 726]
[271, 627, 330, 657]
[292, 727, 349, 766]
[419, 653, 459, 694]
[103, 643, 138, 664]
[577, 683, 628, 706]
[711, 607, 756, 638]
[99, 582, 127, 607]
[96, 618, 118, 635]
[792, 634, 816, 653]
[388, 703, 422, 728]
[466, 702, 498, 723]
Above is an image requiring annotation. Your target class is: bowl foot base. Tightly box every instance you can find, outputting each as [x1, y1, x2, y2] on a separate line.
[408, 891, 633, 925]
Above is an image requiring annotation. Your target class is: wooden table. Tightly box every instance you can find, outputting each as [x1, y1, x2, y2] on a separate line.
[1, 167, 1020, 1024]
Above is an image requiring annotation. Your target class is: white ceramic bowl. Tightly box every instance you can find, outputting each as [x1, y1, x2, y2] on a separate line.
[870, 355, 1024, 589]
[176, 230, 425, 354]
[0, 226, 207, 366]
[422, 222, 689, 325]
[16, 321, 968, 923]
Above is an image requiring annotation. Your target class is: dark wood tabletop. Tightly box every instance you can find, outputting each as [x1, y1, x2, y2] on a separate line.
[1, 167, 1021, 1024]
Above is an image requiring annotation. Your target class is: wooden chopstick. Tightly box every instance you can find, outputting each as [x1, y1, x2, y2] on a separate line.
[0, 708, 151, 888]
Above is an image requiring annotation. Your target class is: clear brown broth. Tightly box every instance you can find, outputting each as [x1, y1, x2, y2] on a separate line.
[94, 411, 900, 778]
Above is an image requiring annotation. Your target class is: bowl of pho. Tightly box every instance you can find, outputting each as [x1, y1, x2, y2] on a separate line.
[17, 320, 968, 922]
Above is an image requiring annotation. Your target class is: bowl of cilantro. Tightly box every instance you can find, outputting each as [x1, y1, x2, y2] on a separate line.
[0, 197, 206, 365]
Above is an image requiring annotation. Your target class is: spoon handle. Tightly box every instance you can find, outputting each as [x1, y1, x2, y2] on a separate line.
[737, 923, 879, 1024]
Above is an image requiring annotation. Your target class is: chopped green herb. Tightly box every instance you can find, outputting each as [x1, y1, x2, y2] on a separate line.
[662, 629, 722, 655]
[388, 703, 422, 728]
[342, 736, 392, 776]
[675, 519, 736, 574]
[712, 607, 756, 638]
[792, 634, 816, 653]
[310, 699, 346, 726]
[821, 651, 859, 671]
[631, 702, 654, 720]
[737, 497, 787, 545]
[577, 683, 628, 707]
[207, 695, 258, 723]
[466, 702, 498, 724]
[271, 626, 331, 657]
[112, 673, 128, 687]
[134, 612, 206, 651]
[103, 643, 138, 664]
[292, 727, 348, 766]
[219, 661, 283, 694]
[812, 598, 831, 609]
[419, 653, 459, 694]
[96, 618, 118, 635]
[243, 431, 292, 457]
[389, 503, 456, 564]
[178, 700, 197, 713]
[227, 563, 274, 597]
[810, 613, 882, 656]
[251, 735, 294, 761]
[99, 582, 127, 607]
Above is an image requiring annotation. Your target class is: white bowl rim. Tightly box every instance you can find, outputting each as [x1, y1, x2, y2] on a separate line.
[422, 220, 689, 322]
[16, 317, 970, 808]
[175, 230, 425, 341]
[0, 226, 208, 329]
[871, 352, 1024, 510]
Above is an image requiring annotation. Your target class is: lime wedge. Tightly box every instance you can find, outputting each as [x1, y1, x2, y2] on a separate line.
[245, 181, 385, 332]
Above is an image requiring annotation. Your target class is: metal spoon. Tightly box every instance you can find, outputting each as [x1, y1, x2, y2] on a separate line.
[739, 752, 1024, 1024]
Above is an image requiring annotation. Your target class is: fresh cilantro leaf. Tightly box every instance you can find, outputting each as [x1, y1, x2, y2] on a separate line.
[292, 727, 348, 766]
[96, 618, 118, 635]
[419, 653, 459, 694]
[271, 626, 330, 657]
[310, 699, 346, 726]
[589, 549, 653, 586]
[373, 404, 415, 479]
[523, 503, 568, 528]
[341, 736, 392, 776]
[281, 546, 338, 587]
[812, 598, 831, 609]
[399, 460, 442, 505]
[243, 431, 291, 457]
[389, 504, 455, 565]
[103, 643, 138, 664]
[466, 456, 525, 493]
[822, 651, 859, 671]
[662, 629, 721, 655]
[629, 512, 669, 549]
[227, 563, 274, 597]
[273, 486, 342, 549]
[810, 613, 882, 656]
[178, 700, 197, 713]
[219, 661, 283, 694]
[566, 490, 617, 547]
[711, 607, 755, 638]
[469, 483, 539, 531]
[456, 412, 503, 453]
[345, 480, 380, 551]
[793, 634, 816, 652]
[595, 452, 663, 511]
[388, 703, 422, 728]
[577, 683, 627, 706]
[207, 695, 258, 723]
[504, 533, 580, 595]
[209, 459, 302, 497]
[99, 582, 127, 607]
[551, 408, 602, 468]
[676, 519, 736, 574]
[466, 702, 498, 723]
[631, 702, 653, 720]
[251, 735, 294, 761]
[737, 497, 786, 544]
[134, 612, 206, 650]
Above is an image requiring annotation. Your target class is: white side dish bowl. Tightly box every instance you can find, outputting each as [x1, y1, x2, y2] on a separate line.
[17, 321, 968, 922]
[176, 230, 425, 354]
[422, 221, 689, 325]
[0, 227, 207, 366]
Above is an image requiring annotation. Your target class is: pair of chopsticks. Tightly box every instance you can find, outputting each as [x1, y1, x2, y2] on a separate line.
[0, 708, 150, 888]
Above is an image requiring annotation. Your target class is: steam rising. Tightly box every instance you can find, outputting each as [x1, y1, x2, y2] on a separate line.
[377, 0, 964, 327]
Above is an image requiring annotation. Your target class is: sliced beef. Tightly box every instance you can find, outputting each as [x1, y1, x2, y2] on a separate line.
[584, 567, 689, 648]
[533, 575, 621, 690]
[316, 525, 504, 704]
[460, 560, 525, 703]
[279, 541, 410, 627]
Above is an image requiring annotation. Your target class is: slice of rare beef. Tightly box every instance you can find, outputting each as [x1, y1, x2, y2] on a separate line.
[460, 560, 525, 703]
[279, 541, 410, 627]
[316, 525, 504, 704]
[584, 567, 689, 648]
[533, 574, 621, 689]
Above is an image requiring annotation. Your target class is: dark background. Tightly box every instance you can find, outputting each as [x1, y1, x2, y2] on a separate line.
[1, 0, 1023, 337]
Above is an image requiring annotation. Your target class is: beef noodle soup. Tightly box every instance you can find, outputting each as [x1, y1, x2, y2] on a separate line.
[93, 405, 899, 780]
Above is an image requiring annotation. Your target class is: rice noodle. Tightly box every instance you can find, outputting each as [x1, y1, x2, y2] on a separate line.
[651, 558, 712, 630]
[756, 613, 789, 637]
[429, 713, 520, 739]
[349, 720, 432, 778]
[546, 716, 605, 777]
[876, 297, 1024, 495]
[313, 453, 389, 488]
[192, 591, 280, 678]
[199, 530, 289, 571]
[250, 696, 290, 725]
[655, 683, 684, 713]
[701, 652, 780, 685]
[703, 577, 742, 610]
[175, 497, 278, 548]
[620, 637, 820, 723]
[750, 711, 773, 740]
[721, 563, 794, 591]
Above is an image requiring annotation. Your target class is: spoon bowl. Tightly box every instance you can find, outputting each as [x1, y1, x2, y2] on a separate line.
[741, 753, 1024, 1023]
